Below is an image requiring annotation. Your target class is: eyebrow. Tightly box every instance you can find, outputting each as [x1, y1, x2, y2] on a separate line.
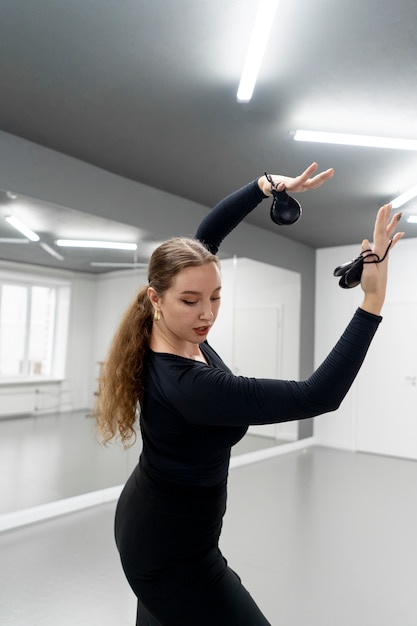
[180, 286, 221, 296]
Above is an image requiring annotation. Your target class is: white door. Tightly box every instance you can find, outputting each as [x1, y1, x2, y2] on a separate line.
[232, 306, 281, 438]
[355, 301, 417, 459]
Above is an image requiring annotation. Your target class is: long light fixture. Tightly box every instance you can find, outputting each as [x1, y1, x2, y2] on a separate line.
[90, 262, 147, 268]
[5, 216, 40, 241]
[56, 239, 137, 250]
[293, 130, 417, 151]
[390, 183, 417, 209]
[39, 242, 65, 261]
[0, 237, 29, 244]
[236, 0, 280, 102]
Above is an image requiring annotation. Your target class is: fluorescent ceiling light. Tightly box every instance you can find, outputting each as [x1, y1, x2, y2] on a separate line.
[293, 130, 417, 151]
[237, 0, 280, 102]
[5, 216, 40, 241]
[407, 215, 417, 223]
[390, 183, 417, 209]
[56, 239, 137, 250]
[90, 262, 147, 268]
[0, 237, 29, 243]
[39, 242, 65, 261]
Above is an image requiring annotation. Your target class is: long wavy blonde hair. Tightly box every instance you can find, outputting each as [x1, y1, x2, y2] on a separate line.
[91, 237, 219, 447]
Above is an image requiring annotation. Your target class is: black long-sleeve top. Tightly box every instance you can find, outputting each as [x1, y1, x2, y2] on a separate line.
[140, 180, 382, 486]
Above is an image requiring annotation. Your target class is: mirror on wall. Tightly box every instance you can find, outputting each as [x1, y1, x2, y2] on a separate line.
[0, 189, 301, 520]
[0, 187, 159, 273]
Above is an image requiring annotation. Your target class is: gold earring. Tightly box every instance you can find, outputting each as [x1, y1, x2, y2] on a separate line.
[153, 310, 161, 322]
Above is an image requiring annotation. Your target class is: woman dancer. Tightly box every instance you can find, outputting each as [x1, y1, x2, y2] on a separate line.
[93, 162, 403, 625]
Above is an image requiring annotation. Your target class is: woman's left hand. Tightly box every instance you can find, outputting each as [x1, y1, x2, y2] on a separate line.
[360, 203, 404, 315]
[258, 162, 334, 196]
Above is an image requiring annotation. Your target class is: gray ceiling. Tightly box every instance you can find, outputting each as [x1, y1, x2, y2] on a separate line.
[0, 0, 416, 273]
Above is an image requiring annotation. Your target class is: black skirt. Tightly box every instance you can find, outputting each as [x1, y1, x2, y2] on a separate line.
[115, 462, 271, 626]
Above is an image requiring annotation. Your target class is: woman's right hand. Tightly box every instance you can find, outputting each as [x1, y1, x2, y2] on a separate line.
[360, 203, 404, 316]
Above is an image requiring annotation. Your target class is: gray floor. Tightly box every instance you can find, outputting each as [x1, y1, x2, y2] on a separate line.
[1, 445, 417, 625]
[0, 410, 141, 514]
[0, 410, 282, 514]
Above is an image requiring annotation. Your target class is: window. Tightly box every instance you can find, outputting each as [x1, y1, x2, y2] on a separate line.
[0, 274, 70, 379]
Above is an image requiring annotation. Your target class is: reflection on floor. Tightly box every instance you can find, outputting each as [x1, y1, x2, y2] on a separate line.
[232, 432, 287, 456]
[0, 410, 288, 515]
[1, 446, 416, 626]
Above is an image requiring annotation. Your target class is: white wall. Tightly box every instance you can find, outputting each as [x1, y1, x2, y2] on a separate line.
[314, 237, 417, 453]
[65, 274, 97, 409]
[209, 257, 300, 441]
[209, 258, 300, 380]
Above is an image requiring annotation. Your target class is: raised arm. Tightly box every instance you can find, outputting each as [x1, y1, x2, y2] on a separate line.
[195, 180, 265, 254]
[195, 163, 334, 254]
[162, 307, 383, 427]
[182, 193, 404, 428]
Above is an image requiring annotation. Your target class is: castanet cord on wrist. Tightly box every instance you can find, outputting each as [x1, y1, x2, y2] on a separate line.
[334, 240, 393, 289]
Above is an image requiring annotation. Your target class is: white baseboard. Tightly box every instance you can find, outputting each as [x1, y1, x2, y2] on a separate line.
[0, 486, 123, 533]
[313, 439, 355, 452]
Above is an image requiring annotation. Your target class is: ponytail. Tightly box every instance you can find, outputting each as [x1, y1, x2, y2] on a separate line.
[92, 286, 152, 447]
